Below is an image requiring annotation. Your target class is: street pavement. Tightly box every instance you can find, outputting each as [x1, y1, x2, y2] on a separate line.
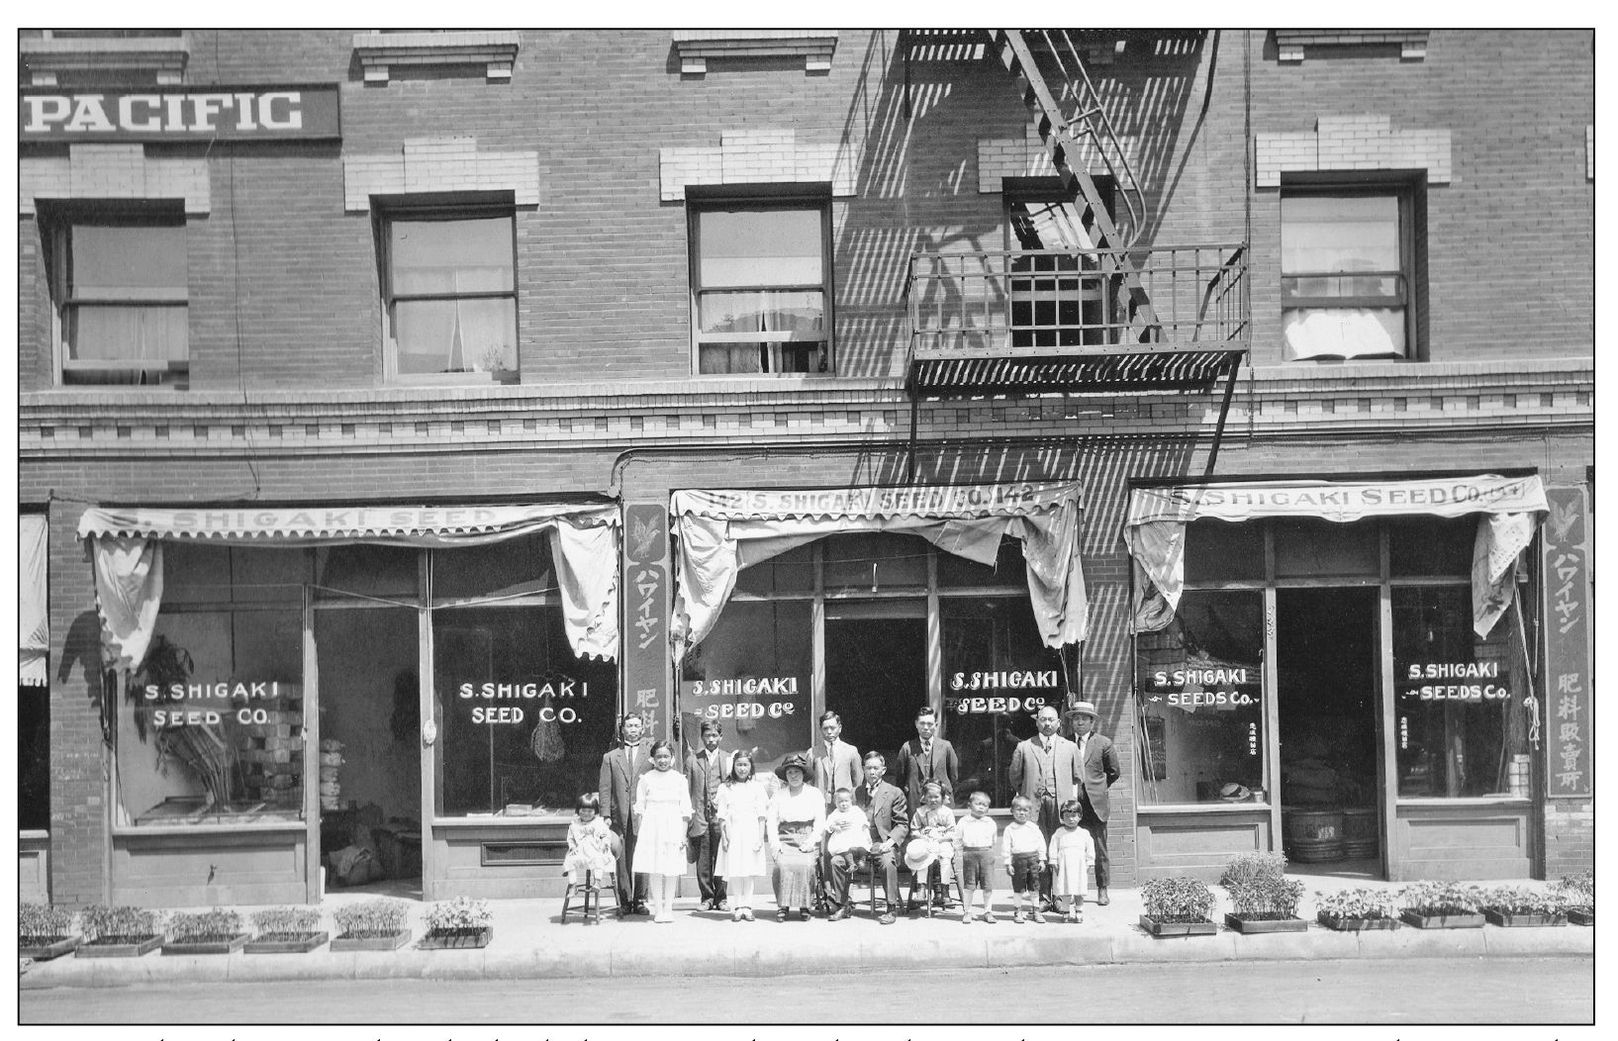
[20, 957, 1595, 1024]
[18, 875, 1593, 991]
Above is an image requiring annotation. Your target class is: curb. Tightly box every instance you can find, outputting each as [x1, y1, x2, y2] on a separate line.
[20, 922, 1592, 989]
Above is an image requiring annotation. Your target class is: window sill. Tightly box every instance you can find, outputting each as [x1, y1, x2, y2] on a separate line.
[431, 814, 571, 828]
[352, 30, 520, 83]
[671, 30, 837, 76]
[1138, 802, 1272, 814]
[112, 819, 307, 838]
[21, 35, 189, 85]
[1395, 796, 1533, 809]
[390, 372, 515, 387]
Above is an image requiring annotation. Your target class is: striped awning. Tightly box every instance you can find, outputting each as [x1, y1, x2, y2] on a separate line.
[20, 513, 48, 687]
[77, 502, 617, 544]
[906, 348, 1244, 397]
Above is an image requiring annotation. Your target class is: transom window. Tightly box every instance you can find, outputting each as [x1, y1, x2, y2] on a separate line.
[1281, 191, 1410, 360]
[383, 212, 517, 383]
[53, 219, 189, 387]
[690, 202, 831, 375]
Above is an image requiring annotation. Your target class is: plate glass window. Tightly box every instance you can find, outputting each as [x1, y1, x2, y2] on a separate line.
[1281, 193, 1408, 360]
[693, 204, 830, 375]
[58, 222, 188, 386]
[385, 214, 517, 382]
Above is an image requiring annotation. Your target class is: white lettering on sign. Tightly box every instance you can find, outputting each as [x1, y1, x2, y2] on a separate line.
[948, 696, 1048, 715]
[1151, 668, 1250, 687]
[1141, 691, 1258, 710]
[143, 681, 282, 701]
[687, 677, 800, 698]
[457, 680, 588, 699]
[700, 702, 796, 721]
[949, 670, 1060, 692]
[469, 706, 580, 725]
[24, 90, 307, 134]
[1404, 662, 1501, 680]
[1409, 685, 1510, 702]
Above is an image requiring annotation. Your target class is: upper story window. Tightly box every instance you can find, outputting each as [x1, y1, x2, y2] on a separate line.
[1281, 190, 1412, 360]
[51, 216, 189, 387]
[1005, 190, 1112, 348]
[690, 202, 831, 376]
[382, 211, 517, 383]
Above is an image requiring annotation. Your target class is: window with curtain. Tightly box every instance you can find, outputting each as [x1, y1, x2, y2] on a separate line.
[55, 219, 189, 387]
[1281, 191, 1411, 360]
[384, 213, 517, 382]
[691, 202, 831, 375]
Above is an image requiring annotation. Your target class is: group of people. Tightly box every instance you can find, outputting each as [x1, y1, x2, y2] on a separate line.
[568, 701, 1119, 924]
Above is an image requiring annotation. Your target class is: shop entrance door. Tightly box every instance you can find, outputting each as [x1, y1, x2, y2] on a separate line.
[313, 605, 423, 896]
[824, 599, 928, 786]
[1275, 588, 1384, 878]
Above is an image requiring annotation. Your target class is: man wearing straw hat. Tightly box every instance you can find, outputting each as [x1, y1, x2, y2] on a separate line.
[1068, 701, 1120, 905]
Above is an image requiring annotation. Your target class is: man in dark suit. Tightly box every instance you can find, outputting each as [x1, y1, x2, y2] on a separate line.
[809, 710, 863, 806]
[849, 751, 908, 924]
[598, 714, 650, 915]
[684, 718, 732, 911]
[1008, 703, 1080, 912]
[894, 705, 960, 811]
[1069, 701, 1121, 905]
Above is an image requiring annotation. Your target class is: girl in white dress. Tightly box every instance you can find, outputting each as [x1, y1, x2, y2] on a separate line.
[632, 739, 693, 923]
[714, 751, 769, 921]
[1048, 799, 1096, 923]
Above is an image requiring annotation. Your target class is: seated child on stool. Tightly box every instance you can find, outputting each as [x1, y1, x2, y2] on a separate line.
[910, 780, 957, 910]
[564, 792, 617, 889]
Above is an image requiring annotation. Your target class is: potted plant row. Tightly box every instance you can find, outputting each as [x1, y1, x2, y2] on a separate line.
[419, 896, 493, 950]
[1399, 881, 1486, 929]
[77, 905, 165, 957]
[1555, 871, 1593, 926]
[163, 908, 250, 955]
[1139, 877, 1218, 937]
[1220, 852, 1307, 934]
[1315, 888, 1400, 932]
[19, 904, 81, 961]
[330, 898, 412, 951]
[1479, 886, 1566, 928]
[246, 906, 329, 954]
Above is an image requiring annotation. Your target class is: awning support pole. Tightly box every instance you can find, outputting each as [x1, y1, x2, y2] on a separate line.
[1202, 353, 1242, 478]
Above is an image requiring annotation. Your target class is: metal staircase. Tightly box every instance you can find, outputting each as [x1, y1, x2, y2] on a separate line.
[990, 29, 1162, 343]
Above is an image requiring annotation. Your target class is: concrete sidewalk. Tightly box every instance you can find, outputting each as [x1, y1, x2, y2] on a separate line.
[19, 876, 1592, 990]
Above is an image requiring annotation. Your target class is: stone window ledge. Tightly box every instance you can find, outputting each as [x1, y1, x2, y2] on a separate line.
[1274, 29, 1428, 62]
[672, 30, 837, 76]
[21, 35, 188, 85]
[352, 30, 520, 83]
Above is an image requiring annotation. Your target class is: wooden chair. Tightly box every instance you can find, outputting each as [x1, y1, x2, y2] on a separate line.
[560, 869, 618, 924]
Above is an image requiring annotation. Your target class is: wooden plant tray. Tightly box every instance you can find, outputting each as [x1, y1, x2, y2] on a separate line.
[1317, 915, 1399, 932]
[418, 927, 493, 950]
[77, 935, 163, 958]
[1139, 915, 1217, 937]
[1224, 914, 1307, 934]
[245, 931, 330, 954]
[330, 929, 411, 951]
[19, 936, 81, 961]
[1399, 911, 1485, 929]
[1483, 910, 1566, 928]
[162, 934, 250, 956]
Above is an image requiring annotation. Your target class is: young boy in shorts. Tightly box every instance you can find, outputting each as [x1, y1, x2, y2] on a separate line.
[1000, 794, 1047, 923]
[956, 790, 999, 922]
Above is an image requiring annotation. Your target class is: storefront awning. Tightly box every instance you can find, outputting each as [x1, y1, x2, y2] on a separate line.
[20, 513, 49, 687]
[672, 481, 1087, 652]
[1122, 474, 1548, 638]
[79, 502, 622, 669]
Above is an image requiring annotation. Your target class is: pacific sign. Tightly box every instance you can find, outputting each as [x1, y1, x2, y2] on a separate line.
[20, 85, 340, 141]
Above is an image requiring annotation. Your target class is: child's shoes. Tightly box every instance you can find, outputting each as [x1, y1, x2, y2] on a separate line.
[1031, 909, 1047, 923]
[983, 910, 997, 924]
[1012, 909, 1026, 924]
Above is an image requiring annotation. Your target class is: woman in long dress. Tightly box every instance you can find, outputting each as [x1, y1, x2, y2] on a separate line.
[715, 751, 769, 921]
[766, 753, 824, 921]
[632, 739, 693, 923]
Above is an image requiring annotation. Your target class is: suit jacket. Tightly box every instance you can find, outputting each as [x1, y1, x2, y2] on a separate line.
[894, 737, 960, 811]
[1074, 731, 1121, 822]
[809, 740, 863, 805]
[1007, 734, 1081, 806]
[684, 747, 733, 826]
[854, 780, 909, 848]
[598, 743, 651, 831]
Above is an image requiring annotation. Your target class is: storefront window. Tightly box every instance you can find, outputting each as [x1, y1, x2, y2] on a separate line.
[1393, 586, 1529, 798]
[942, 595, 1060, 807]
[822, 532, 928, 593]
[1184, 520, 1264, 583]
[1273, 518, 1379, 579]
[680, 600, 814, 778]
[1134, 590, 1265, 804]
[315, 544, 418, 600]
[433, 603, 616, 816]
[118, 544, 306, 826]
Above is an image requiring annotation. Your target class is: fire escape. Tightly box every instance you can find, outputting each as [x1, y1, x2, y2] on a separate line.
[904, 29, 1249, 478]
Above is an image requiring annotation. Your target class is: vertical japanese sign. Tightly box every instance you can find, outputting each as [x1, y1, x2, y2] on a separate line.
[1542, 486, 1592, 798]
[622, 503, 672, 742]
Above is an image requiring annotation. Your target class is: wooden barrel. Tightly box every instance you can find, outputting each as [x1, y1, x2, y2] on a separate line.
[1341, 807, 1378, 859]
[1284, 808, 1344, 862]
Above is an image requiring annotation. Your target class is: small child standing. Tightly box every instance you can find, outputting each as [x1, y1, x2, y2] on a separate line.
[564, 792, 617, 890]
[1048, 799, 1096, 923]
[1000, 794, 1047, 923]
[955, 790, 998, 923]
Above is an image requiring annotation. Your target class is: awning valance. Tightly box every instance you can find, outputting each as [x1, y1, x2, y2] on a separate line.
[20, 513, 49, 687]
[80, 502, 622, 669]
[1123, 474, 1547, 638]
[672, 481, 1087, 652]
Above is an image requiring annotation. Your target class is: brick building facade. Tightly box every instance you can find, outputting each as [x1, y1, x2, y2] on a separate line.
[17, 29, 1592, 907]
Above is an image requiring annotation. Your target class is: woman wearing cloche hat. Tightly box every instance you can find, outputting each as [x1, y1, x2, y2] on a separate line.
[767, 753, 823, 920]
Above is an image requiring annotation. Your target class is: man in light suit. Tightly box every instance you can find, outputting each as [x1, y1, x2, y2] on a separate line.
[1007, 703, 1080, 912]
[894, 705, 960, 812]
[1069, 701, 1121, 905]
[850, 751, 909, 924]
[809, 711, 862, 807]
[598, 714, 651, 915]
[684, 719, 732, 912]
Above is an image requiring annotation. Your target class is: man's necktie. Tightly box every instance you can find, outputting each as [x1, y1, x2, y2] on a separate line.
[705, 752, 721, 811]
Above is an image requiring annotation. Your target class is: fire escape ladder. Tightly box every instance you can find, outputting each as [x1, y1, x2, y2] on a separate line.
[992, 29, 1162, 343]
